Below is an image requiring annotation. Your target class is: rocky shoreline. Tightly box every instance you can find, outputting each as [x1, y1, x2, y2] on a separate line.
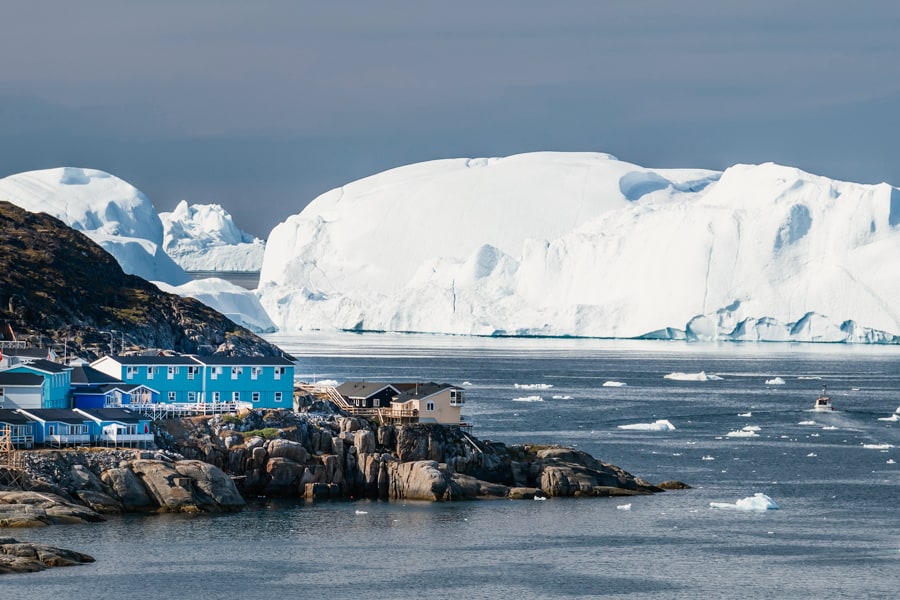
[0, 408, 688, 574]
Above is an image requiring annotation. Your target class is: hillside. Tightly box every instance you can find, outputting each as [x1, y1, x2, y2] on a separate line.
[0, 201, 283, 358]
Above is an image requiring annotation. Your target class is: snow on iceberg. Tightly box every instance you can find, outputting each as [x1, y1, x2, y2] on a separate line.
[159, 200, 265, 272]
[257, 152, 900, 342]
[155, 278, 276, 333]
[0, 167, 188, 284]
[664, 371, 723, 381]
[710, 493, 779, 511]
[617, 419, 676, 432]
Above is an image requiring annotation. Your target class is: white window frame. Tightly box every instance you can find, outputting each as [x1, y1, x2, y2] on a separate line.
[426, 402, 435, 411]
[231, 367, 243, 380]
[274, 367, 284, 380]
[211, 367, 219, 380]
[168, 391, 176, 402]
[147, 366, 155, 380]
[167, 366, 178, 379]
[232, 391, 241, 402]
[274, 391, 283, 403]
[212, 391, 220, 402]
[126, 366, 137, 379]
[187, 391, 197, 403]
[251, 391, 260, 403]
[187, 366, 198, 380]
[251, 366, 261, 380]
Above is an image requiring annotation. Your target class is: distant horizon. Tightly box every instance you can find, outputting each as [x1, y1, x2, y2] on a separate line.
[5, 2, 900, 238]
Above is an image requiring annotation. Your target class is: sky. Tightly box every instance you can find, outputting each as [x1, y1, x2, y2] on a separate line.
[3, 1, 900, 238]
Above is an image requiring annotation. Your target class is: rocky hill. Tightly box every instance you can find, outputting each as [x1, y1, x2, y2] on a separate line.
[0, 201, 283, 358]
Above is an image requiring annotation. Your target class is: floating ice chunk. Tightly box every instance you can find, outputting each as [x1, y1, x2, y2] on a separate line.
[798, 376, 822, 380]
[602, 381, 627, 387]
[551, 395, 573, 400]
[616, 503, 632, 511]
[807, 452, 817, 457]
[702, 455, 715, 460]
[462, 381, 473, 386]
[888, 459, 896, 464]
[738, 412, 752, 417]
[877, 414, 900, 422]
[512, 395, 544, 402]
[312, 379, 339, 387]
[355, 510, 368, 515]
[710, 493, 779, 511]
[617, 419, 676, 432]
[534, 495, 547, 501]
[741, 425, 761, 432]
[514, 383, 553, 390]
[726, 429, 759, 437]
[765, 377, 786, 385]
[664, 371, 723, 381]
[822, 425, 838, 430]
[798, 420, 817, 426]
[862, 444, 894, 450]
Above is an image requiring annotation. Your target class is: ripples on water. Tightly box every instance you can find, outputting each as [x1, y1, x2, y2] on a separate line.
[9, 334, 900, 598]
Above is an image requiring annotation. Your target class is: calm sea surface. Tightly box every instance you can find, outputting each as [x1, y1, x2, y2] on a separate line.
[6, 334, 900, 598]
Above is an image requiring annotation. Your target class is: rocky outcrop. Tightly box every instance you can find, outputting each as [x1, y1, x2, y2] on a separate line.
[2, 449, 244, 527]
[0, 538, 94, 574]
[153, 410, 682, 502]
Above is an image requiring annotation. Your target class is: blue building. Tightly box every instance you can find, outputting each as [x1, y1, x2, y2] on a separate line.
[91, 354, 295, 409]
[16, 408, 92, 447]
[2, 359, 72, 408]
[0, 408, 35, 447]
[73, 408, 154, 448]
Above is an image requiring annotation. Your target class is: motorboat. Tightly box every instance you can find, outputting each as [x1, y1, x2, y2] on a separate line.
[813, 385, 833, 411]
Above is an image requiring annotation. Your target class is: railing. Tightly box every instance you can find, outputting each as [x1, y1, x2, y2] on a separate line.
[120, 401, 251, 420]
[0, 341, 27, 349]
[98, 432, 155, 448]
[46, 433, 91, 448]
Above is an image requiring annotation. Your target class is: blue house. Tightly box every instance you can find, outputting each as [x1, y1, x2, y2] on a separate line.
[2, 359, 72, 408]
[91, 354, 295, 409]
[16, 408, 92, 447]
[73, 408, 154, 448]
[0, 408, 34, 448]
[71, 383, 160, 409]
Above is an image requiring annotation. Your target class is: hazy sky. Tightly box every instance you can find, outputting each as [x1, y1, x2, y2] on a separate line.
[3, 1, 900, 237]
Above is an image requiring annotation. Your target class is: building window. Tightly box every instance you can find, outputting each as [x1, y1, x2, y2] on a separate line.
[211, 367, 219, 380]
[187, 366, 198, 380]
[251, 367, 261, 380]
[252, 392, 260, 403]
[231, 367, 243, 380]
[126, 366, 137, 379]
[374, 398, 380, 407]
[168, 391, 176, 402]
[187, 392, 196, 402]
[233, 391, 241, 402]
[426, 402, 435, 411]
[167, 366, 178, 379]
[274, 392, 283, 403]
[274, 367, 285, 380]
[147, 366, 155, 380]
[0, 387, 4, 403]
[212, 392, 220, 402]
[450, 389, 464, 405]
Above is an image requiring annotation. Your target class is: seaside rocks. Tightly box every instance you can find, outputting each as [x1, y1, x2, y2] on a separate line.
[0, 538, 94, 574]
[0, 491, 106, 527]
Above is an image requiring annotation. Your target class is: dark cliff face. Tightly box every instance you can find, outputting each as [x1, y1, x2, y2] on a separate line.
[0, 201, 285, 358]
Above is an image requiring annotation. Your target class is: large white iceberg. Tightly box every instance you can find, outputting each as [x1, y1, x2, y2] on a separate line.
[159, 200, 265, 272]
[710, 493, 780, 511]
[258, 151, 900, 342]
[0, 167, 189, 285]
[154, 277, 276, 333]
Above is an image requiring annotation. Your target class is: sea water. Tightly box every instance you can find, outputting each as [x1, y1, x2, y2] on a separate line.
[6, 334, 900, 598]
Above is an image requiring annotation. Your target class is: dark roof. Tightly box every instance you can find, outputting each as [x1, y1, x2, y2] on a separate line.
[3, 348, 53, 359]
[0, 409, 31, 425]
[8, 359, 70, 374]
[99, 355, 200, 366]
[191, 356, 295, 366]
[0, 372, 44, 386]
[70, 364, 124, 386]
[393, 382, 457, 402]
[335, 381, 399, 399]
[77, 408, 145, 424]
[17, 409, 90, 424]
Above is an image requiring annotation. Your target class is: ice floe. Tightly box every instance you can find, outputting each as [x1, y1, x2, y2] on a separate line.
[616, 503, 632, 511]
[710, 493, 780, 511]
[664, 371, 722, 381]
[617, 419, 676, 432]
[798, 420, 817, 425]
[738, 412, 752, 417]
[862, 444, 894, 450]
[702, 455, 715, 461]
[726, 427, 760, 437]
[877, 414, 900, 422]
[514, 383, 553, 390]
[602, 381, 627, 387]
[551, 395, 573, 400]
[512, 395, 544, 402]
[765, 377, 786, 385]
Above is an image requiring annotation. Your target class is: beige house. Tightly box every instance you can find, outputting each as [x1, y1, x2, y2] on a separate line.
[330, 381, 467, 426]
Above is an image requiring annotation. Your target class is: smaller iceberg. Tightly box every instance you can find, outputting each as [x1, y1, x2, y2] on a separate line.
[512, 395, 544, 402]
[514, 383, 553, 390]
[710, 493, 779, 511]
[617, 419, 676, 432]
[664, 371, 723, 381]
[602, 381, 627, 387]
[765, 377, 786, 385]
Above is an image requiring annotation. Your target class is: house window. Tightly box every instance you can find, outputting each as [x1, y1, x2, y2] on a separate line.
[126, 366, 137, 379]
[211, 367, 220, 380]
[0, 387, 4, 404]
[252, 392, 260, 403]
[168, 366, 178, 379]
[212, 392, 220, 402]
[187, 392, 197, 402]
[168, 391, 176, 402]
[274, 367, 285, 380]
[426, 402, 435, 411]
[127, 424, 137, 435]
[251, 367, 262, 380]
[147, 366, 155, 380]
[231, 367, 243, 380]
[187, 366, 198, 380]
[233, 391, 241, 402]
[275, 392, 283, 403]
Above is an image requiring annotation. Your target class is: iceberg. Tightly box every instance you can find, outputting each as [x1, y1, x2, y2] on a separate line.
[602, 381, 627, 387]
[257, 151, 900, 342]
[664, 371, 723, 381]
[765, 377, 786, 385]
[710, 493, 780, 511]
[159, 200, 265, 272]
[0, 167, 188, 284]
[154, 278, 276, 333]
[617, 419, 676, 432]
